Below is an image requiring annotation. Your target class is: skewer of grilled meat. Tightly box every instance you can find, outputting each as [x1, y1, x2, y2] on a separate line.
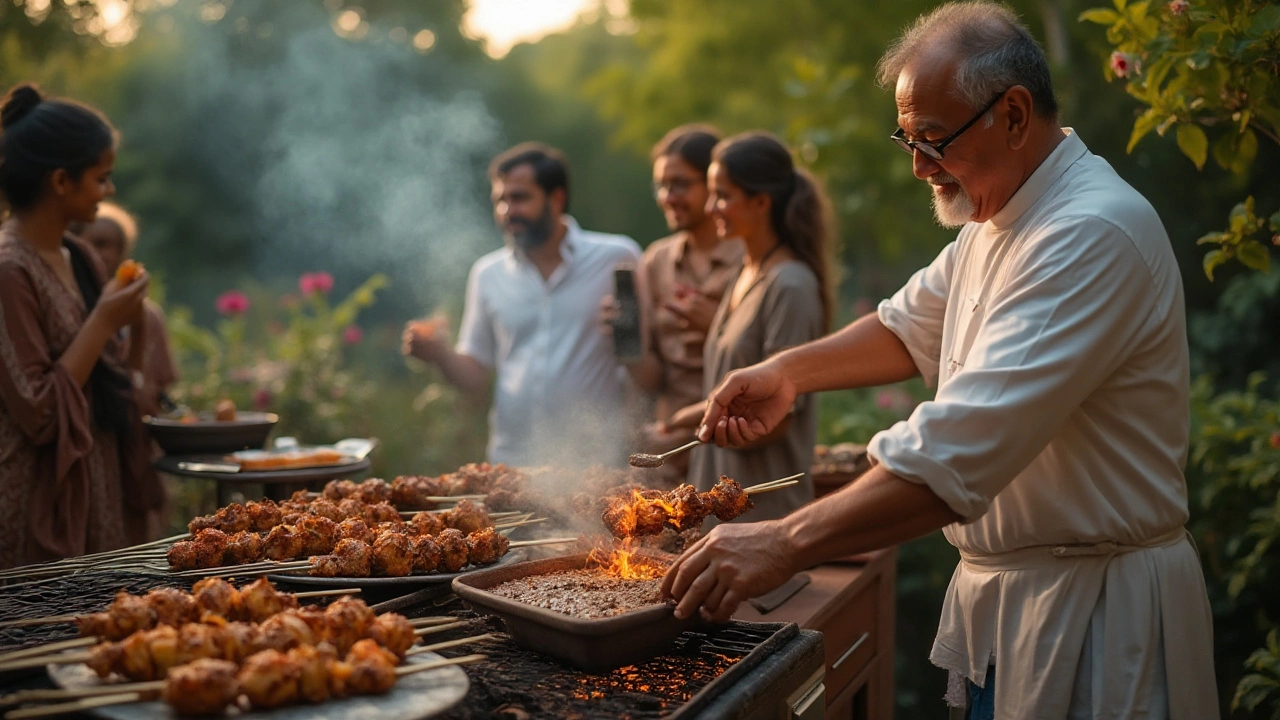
[308, 526, 509, 578]
[84, 601, 415, 682]
[153, 640, 403, 716]
[74, 579, 299, 640]
[169, 501, 493, 570]
[600, 476, 753, 538]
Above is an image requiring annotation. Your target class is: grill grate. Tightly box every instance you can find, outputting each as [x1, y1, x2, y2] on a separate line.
[401, 606, 783, 720]
[0, 571, 191, 651]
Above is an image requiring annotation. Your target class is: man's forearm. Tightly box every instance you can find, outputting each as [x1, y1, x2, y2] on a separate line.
[434, 349, 491, 395]
[782, 464, 961, 568]
[771, 314, 919, 394]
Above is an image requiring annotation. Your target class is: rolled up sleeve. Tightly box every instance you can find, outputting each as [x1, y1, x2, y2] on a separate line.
[878, 240, 957, 386]
[869, 219, 1158, 521]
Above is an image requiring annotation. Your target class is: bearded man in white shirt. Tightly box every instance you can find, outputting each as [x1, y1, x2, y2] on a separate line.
[660, 3, 1218, 718]
[402, 142, 642, 468]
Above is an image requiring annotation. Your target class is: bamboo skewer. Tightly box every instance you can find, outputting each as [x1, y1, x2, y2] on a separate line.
[412, 621, 468, 637]
[2, 655, 488, 719]
[508, 537, 577, 549]
[406, 633, 495, 656]
[0, 638, 96, 664]
[744, 473, 806, 495]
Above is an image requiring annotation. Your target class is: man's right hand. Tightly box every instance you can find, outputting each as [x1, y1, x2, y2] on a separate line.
[401, 318, 452, 364]
[698, 361, 796, 447]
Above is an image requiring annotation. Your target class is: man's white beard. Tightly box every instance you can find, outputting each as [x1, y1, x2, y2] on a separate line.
[929, 174, 975, 228]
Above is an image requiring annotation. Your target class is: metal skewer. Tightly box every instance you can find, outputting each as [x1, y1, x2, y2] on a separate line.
[628, 439, 702, 469]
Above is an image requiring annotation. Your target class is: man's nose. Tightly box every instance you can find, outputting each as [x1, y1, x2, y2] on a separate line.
[912, 149, 942, 180]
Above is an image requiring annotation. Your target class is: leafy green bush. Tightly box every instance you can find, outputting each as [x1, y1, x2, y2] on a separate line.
[1080, 0, 1280, 278]
[167, 272, 386, 443]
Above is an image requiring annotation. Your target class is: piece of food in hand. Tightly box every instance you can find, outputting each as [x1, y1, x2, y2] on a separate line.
[214, 398, 237, 421]
[115, 258, 145, 284]
[407, 315, 447, 339]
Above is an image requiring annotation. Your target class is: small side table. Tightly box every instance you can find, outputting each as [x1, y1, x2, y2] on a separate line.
[153, 455, 373, 506]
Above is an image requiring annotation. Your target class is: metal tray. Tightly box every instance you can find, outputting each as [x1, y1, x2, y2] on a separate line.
[451, 552, 702, 672]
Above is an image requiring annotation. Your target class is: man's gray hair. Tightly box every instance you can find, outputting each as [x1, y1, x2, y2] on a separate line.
[876, 1, 1058, 120]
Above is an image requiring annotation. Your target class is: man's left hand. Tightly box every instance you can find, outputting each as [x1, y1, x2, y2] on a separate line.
[661, 520, 798, 623]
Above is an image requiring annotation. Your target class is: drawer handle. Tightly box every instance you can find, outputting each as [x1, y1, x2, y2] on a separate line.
[831, 631, 870, 670]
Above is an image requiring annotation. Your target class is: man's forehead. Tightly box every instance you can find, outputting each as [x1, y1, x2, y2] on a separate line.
[492, 165, 538, 194]
[895, 61, 961, 134]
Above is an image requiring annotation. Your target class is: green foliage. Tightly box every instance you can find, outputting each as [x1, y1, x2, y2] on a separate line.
[1235, 629, 1280, 718]
[1081, 0, 1280, 276]
[1188, 373, 1280, 717]
[168, 273, 388, 444]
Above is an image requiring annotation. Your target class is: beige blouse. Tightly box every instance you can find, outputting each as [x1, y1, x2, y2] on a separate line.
[688, 260, 823, 521]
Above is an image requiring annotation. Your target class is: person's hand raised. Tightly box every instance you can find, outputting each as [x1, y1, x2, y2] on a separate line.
[698, 362, 796, 447]
[401, 315, 452, 364]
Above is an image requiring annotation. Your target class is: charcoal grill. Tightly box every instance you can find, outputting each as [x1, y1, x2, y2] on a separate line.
[1, 571, 826, 719]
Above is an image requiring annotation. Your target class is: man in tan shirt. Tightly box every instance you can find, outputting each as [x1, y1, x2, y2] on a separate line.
[612, 125, 743, 487]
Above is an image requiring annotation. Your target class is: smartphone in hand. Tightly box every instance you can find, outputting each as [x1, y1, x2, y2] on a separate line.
[612, 267, 643, 361]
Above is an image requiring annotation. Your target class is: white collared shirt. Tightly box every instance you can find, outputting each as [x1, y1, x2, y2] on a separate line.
[457, 216, 641, 468]
[869, 130, 1218, 717]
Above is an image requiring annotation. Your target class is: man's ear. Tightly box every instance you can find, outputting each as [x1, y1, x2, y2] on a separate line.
[549, 187, 568, 215]
[1004, 85, 1034, 151]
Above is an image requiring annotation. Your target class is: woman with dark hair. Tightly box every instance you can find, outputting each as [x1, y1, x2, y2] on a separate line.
[663, 131, 832, 521]
[0, 84, 162, 569]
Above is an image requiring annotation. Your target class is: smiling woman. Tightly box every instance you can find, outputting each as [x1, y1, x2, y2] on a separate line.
[462, 0, 595, 57]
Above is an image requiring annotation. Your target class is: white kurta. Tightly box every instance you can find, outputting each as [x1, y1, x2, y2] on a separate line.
[457, 216, 641, 468]
[867, 130, 1218, 719]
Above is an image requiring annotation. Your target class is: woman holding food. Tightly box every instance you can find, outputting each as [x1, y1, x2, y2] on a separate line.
[659, 131, 831, 522]
[0, 83, 164, 568]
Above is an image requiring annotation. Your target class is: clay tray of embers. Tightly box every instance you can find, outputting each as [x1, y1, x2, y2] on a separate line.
[451, 552, 703, 672]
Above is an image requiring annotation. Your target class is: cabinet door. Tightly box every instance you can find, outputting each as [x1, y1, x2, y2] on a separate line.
[822, 578, 878, 698]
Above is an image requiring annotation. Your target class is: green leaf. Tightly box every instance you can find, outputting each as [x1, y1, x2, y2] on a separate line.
[1248, 5, 1280, 37]
[1203, 249, 1227, 280]
[1197, 231, 1232, 246]
[1212, 130, 1237, 170]
[1231, 129, 1259, 175]
[1078, 8, 1121, 24]
[1176, 123, 1209, 169]
[1127, 107, 1164, 152]
[1269, 210, 1280, 233]
[1237, 240, 1272, 273]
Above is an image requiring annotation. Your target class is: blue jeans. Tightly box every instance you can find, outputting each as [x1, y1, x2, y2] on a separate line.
[967, 665, 995, 720]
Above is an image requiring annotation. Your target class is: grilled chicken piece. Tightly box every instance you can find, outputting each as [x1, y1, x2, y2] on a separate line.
[164, 658, 241, 716]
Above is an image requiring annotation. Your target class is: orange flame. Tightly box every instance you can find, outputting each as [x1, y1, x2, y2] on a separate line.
[587, 538, 665, 580]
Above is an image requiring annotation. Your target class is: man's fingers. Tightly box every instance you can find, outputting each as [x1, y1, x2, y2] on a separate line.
[674, 568, 717, 620]
[665, 546, 710, 602]
[710, 589, 745, 624]
[699, 581, 729, 620]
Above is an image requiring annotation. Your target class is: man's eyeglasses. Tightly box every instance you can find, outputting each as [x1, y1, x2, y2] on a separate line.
[891, 90, 1007, 161]
[653, 178, 697, 197]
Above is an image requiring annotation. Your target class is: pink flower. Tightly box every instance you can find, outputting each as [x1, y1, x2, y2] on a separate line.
[875, 390, 896, 410]
[1110, 51, 1140, 78]
[1167, 0, 1189, 14]
[252, 388, 272, 411]
[299, 271, 335, 296]
[343, 325, 364, 344]
[1270, 431, 1280, 449]
[215, 290, 250, 316]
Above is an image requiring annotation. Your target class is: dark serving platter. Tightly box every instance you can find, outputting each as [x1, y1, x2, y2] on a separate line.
[451, 552, 703, 672]
[146, 411, 278, 455]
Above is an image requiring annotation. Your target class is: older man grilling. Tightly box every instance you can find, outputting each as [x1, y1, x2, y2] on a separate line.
[660, 3, 1218, 718]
